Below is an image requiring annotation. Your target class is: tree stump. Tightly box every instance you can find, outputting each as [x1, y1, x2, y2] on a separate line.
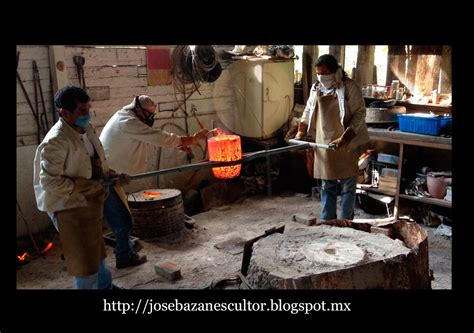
[246, 222, 430, 289]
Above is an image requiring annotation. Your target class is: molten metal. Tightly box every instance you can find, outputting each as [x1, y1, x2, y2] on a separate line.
[144, 192, 161, 198]
[17, 252, 29, 261]
[40, 242, 53, 254]
[208, 134, 242, 179]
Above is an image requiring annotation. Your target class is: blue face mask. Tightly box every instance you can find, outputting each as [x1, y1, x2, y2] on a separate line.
[74, 113, 91, 128]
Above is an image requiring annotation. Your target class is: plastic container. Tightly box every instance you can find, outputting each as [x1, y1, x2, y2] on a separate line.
[377, 153, 399, 165]
[397, 114, 452, 136]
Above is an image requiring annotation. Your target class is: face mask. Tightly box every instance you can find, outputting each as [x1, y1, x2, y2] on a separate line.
[317, 73, 336, 88]
[144, 116, 155, 128]
[74, 113, 91, 128]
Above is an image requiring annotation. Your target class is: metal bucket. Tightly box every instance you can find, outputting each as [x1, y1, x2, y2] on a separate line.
[365, 106, 406, 124]
[128, 189, 185, 240]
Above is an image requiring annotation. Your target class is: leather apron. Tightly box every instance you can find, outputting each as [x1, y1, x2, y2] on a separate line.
[313, 93, 359, 180]
[56, 155, 106, 277]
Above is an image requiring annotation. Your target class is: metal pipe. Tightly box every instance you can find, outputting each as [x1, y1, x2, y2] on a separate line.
[288, 138, 337, 150]
[104, 143, 311, 186]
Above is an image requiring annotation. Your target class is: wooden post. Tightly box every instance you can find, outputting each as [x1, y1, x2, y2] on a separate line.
[386, 45, 407, 86]
[329, 45, 345, 68]
[48, 46, 68, 93]
[302, 46, 318, 104]
[439, 45, 452, 94]
[406, 45, 419, 94]
[355, 45, 375, 86]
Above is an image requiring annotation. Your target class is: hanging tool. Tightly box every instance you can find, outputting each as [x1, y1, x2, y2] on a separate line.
[73, 55, 86, 89]
[32, 61, 49, 136]
[32, 60, 50, 132]
[16, 52, 42, 143]
[49, 71, 57, 123]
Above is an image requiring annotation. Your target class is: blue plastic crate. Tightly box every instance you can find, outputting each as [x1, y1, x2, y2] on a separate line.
[397, 114, 452, 136]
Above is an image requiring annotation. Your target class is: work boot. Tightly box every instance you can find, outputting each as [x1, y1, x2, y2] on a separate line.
[116, 252, 147, 269]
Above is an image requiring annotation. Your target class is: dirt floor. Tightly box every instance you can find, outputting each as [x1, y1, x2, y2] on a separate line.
[16, 192, 452, 289]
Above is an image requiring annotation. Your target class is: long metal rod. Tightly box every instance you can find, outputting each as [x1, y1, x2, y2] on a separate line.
[288, 138, 336, 150]
[105, 143, 312, 185]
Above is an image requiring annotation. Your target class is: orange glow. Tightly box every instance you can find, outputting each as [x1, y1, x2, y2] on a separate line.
[208, 134, 242, 179]
[40, 242, 53, 254]
[17, 252, 29, 261]
[144, 192, 161, 198]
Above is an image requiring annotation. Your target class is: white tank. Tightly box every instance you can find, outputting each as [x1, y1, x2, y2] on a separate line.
[215, 59, 294, 139]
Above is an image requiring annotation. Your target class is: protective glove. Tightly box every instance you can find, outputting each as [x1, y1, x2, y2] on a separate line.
[295, 122, 308, 140]
[330, 127, 356, 150]
[73, 178, 104, 196]
[179, 145, 195, 160]
[192, 129, 209, 144]
[179, 129, 209, 147]
[107, 170, 132, 187]
[284, 125, 298, 142]
[179, 136, 194, 148]
[116, 174, 132, 186]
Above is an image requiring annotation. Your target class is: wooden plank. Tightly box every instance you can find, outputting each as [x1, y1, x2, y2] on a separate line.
[369, 135, 451, 150]
[49, 45, 68, 93]
[17, 135, 39, 147]
[82, 76, 147, 88]
[16, 78, 51, 103]
[17, 58, 50, 69]
[87, 86, 110, 101]
[394, 143, 404, 219]
[17, 66, 50, 82]
[63, 47, 119, 67]
[17, 100, 53, 115]
[67, 65, 139, 79]
[16, 45, 50, 60]
[367, 128, 452, 149]
[117, 48, 146, 62]
[399, 194, 451, 208]
[109, 85, 176, 99]
[17, 114, 39, 136]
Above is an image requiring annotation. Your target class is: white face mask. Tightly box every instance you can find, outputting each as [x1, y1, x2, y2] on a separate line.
[317, 73, 336, 88]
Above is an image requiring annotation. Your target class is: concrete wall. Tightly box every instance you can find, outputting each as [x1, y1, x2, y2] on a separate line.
[16, 45, 235, 237]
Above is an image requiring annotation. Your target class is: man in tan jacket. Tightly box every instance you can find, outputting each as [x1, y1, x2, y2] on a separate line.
[294, 54, 369, 222]
[34, 86, 120, 289]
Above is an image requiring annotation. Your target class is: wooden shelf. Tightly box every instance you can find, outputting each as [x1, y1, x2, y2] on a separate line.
[399, 194, 452, 208]
[357, 184, 396, 196]
[364, 97, 452, 113]
[366, 128, 452, 218]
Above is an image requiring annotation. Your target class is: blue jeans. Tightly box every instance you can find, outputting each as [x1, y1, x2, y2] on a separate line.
[320, 176, 357, 222]
[74, 259, 112, 289]
[103, 187, 134, 265]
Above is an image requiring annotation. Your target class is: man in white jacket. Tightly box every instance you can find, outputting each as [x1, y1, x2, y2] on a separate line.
[34, 86, 119, 288]
[99, 95, 207, 268]
[293, 54, 369, 222]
